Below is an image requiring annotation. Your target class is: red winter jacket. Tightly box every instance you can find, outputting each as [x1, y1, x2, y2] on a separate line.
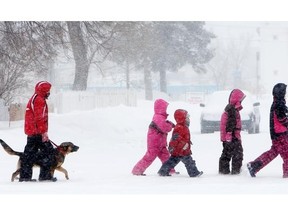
[168, 109, 192, 157]
[220, 89, 246, 142]
[24, 81, 51, 136]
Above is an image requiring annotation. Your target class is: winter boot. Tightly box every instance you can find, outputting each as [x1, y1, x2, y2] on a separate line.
[247, 161, 262, 177]
[39, 177, 57, 182]
[231, 170, 241, 175]
[282, 163, 288, 178]
[19, 178, 37, 182]
[189, 171, 203, 178]
[133, 173, 146, 176]
[247, 163, 256, 177]
[158, 170, 171, 176]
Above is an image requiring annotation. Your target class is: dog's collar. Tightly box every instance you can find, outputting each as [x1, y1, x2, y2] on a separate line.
[56, 146, 66, 155]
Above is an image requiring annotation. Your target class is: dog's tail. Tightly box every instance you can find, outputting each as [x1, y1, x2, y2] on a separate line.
[0, 139, 22, 157]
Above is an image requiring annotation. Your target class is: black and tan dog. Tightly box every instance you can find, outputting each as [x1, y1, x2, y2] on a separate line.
[0, 139, 79, 182]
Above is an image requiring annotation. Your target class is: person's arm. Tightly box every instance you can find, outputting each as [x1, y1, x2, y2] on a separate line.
[275, 102, 288, 127]
[33, 97, 48, 134]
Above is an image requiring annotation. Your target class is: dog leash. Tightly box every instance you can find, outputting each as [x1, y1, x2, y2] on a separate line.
[49, 140, 65, 154]
[49, 139, 59, 148]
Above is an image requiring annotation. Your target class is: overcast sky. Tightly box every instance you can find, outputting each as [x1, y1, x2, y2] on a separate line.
[2, 1, 288, 21]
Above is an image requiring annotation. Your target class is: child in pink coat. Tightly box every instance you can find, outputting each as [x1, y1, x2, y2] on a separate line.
[247, 83, 288, 178]
[219, 89, 246, 175]
[132, 99, 175, 176]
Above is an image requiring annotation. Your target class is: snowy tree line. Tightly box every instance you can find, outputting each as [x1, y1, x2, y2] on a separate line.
[0, 21, 215, 104]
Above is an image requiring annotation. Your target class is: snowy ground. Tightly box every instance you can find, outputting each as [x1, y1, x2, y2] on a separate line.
[0, 96, 287, 214]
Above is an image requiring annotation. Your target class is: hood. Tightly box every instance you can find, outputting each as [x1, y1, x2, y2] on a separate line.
[273, 83, 287, 100]
[229, 89, 246, 110]
[35, 81, 51, 97]
[154, 99, 169, 116]
[174, 109, 188, 125]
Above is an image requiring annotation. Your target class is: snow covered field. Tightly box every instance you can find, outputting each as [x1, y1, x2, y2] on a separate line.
[0, 96, 287, 214]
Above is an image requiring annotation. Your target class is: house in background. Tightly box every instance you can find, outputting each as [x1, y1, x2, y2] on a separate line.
[205, 21, 288, 95]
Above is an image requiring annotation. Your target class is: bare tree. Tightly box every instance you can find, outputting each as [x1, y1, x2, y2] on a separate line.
[207, 36, 252, 90]
[67, 22, 89, 90]
[0, 21, 118, 102]
[151, 22, 215, 93]
[109, 22, 155, 100]
[109, 22, 141, 89]
[0, 21, 61, 104]
[110, 22, 215, 100]
[66, 21, 117, 90]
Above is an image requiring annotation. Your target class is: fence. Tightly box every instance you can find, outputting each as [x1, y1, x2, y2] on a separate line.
[9, 103, 25, 121]
[6, 89, 137, 121]
[53, 89, 137, 114]
[0, 99, 9, 121]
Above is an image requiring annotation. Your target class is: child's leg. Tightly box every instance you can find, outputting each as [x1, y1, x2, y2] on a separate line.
[231, 141, 243, 174]
[158, 146, 171, 163]
[158, 157, 180, 176]
[182, 155, 201, 177]
[158, 146, 177, 174]
[278, 136, 288, 177]
[248, 144, 279, 177]
[219, 142, 233, 174]
[250, 144, 279, 175]
[132, 148, 158, 175]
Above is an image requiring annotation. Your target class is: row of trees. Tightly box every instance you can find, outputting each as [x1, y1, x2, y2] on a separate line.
[0, 21, 215, 104]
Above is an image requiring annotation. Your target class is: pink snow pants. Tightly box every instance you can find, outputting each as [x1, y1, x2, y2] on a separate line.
[132, 145, 173, 175]
[254, 134, 288, 177]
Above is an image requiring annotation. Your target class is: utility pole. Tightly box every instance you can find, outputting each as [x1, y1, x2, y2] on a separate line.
[256, 26, 261, 99]
[256, 51, 260, 99]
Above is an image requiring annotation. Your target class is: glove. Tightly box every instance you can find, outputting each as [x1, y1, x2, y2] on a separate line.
[166, 120, 175, 128]
[42, 132, 49, 142]
[225, 132, 232, 142]
[223, 141, 233, 151]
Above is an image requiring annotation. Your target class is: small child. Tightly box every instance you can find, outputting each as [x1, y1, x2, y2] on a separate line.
[158, 109, 203, 177]
[132, 98, 176, 176]
[219, 89, 246, 175]
[247, 83, 288, 178]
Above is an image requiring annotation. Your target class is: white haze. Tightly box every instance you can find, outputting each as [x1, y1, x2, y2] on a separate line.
[2, 3, 288, 214]
[0, 94, 288, 215]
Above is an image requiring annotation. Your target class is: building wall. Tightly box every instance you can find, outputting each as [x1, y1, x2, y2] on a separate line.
[258, 23, 288, 93]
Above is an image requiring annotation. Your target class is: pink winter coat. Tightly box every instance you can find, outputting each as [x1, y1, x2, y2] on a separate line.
[220, 89, 246, 142]
[270, 83, 288, 140]
[147, 99, 174, 149]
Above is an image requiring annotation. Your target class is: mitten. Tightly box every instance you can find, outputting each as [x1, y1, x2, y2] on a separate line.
[166, 120, 175, 128]
[42, 132, 49, 142]
[225, 132, 232, 142]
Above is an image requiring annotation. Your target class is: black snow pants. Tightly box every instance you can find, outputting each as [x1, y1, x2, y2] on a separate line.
[219, 140, 243, 174]
[158, 155, 201, 177]
[20, 135, 55, 180]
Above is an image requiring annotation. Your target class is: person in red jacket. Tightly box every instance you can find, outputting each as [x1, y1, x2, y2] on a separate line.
[219, 89, 246, 175]
[247, 83, 288, 178]
[158, 109, 203, 177]
[19, 81, 57, 182]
